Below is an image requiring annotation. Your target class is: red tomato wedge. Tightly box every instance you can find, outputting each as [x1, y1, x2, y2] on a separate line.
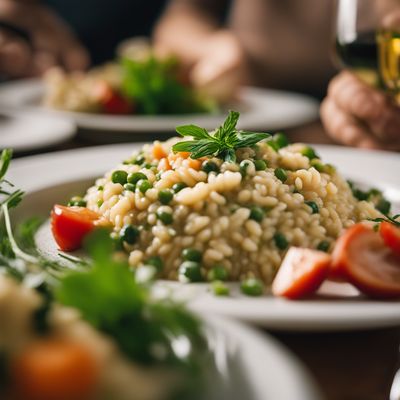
[51, 205, 101, 251]
[380, 221, 400, 256]
[332, 223, 400, 298]
[272, 247, 331, 299]
[93, 82, 134, 115]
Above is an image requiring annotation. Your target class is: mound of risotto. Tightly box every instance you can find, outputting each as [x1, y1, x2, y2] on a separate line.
[83, 112, 382, 285]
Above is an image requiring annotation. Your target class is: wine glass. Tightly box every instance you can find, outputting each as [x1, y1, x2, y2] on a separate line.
[335, 0, 400, 104]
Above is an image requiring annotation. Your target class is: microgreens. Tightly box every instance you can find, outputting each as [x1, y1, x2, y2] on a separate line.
[369, 214, 400, 227]
[172, 111, 270, 163]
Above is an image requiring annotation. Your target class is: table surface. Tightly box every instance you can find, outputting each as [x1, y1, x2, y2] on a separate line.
[13, 120, 400, 400]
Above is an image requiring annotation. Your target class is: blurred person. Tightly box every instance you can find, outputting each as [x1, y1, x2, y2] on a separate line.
[321, 11, 400, 150]
[0, 0, 167, 77]
[154, 0, 337, 100]
[155, 0, 400, 150]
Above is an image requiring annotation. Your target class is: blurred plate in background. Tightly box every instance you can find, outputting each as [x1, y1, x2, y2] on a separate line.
[0, 79, 319, 134]
[0, 110, 75, 153]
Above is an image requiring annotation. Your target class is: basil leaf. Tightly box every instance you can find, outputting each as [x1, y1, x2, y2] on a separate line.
[176, 124, 211, 140]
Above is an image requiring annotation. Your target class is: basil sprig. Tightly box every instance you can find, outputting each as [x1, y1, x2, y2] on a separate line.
[172, 111, 270, 163]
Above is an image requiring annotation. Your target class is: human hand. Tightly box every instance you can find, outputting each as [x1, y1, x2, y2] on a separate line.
[189, 30, 248, 103]
[320, 70, 400, 151]
[0, 0, 89, 78]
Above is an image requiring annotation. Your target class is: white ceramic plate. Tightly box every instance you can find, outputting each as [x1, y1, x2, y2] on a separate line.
[7, 144, 400, 331]
[0, 79, 319, 133]
[0, 110, 75, 152]
[198, 315, 321, 400]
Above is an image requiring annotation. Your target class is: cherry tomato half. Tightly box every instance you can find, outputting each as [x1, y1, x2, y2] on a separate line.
[331, 223, 400, 298]
[380, 221, 400, 256]
[272, 247, 331, 299]
[93, 81, 134, 115]
[51, 205, 100, 251]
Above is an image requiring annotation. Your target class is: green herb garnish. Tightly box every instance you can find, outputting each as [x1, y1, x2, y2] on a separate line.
[172, 111, 270, 163]
[369, 214, 400, 227]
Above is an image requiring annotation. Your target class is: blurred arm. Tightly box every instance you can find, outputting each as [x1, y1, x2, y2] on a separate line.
[154, 0, 229, 64]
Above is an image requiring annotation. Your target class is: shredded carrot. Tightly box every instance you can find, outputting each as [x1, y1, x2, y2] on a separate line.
[152, 143, 167, 160]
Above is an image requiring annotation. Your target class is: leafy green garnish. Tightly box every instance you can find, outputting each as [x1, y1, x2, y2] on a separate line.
[56, 229, 208, 369]
[172, 111, 270, 162]
[369, 214, 400, 227]
[121, 55, 213, 115]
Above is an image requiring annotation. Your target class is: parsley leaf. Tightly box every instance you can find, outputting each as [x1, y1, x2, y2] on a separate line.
[172, 111, 270, 162]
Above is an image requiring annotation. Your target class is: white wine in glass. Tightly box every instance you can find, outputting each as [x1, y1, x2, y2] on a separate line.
[335, 0, 400, 104]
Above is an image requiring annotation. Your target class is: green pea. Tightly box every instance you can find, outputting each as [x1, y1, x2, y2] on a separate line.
[254, 159, 267, 171]
[202, 160, 220, 174]
[239, 161, 250, 177]
[124, 183, 136, 192]
[317, 241, 330, 252]
[178, 261, 203, 283]
[266, 140, 280, 152]
[137, 179, 152, 194]
[145, 256, 163, 272]
[157, 210, 173, 225]
[249, 206, 264, 222]
[212, 280, 230, 296]
[97, 199, 103, 207]
[324, 164, 336, 174]
[207, 265, 229, 282]
[120, 224, 140, 244]
[376, 198, 391, 215]
[112, 170, 128, 185]
[127, 172, 147, 184]
[158, 189, 173, 205]
[143, 163, 152, 169]
[172, 182, 187, 193]
[274, 232, 289, 250]
[97, 185, 104, 191]
[68, 196, 86, 207]
[274, 133, 289, 149]
[310, 160, 325, 172]
[305, 201, 319, 214]
[133, 154, 145, 165]
[182, 248, 202, 262]
[240, 278, 264, 296]
[301, 146, 319, 160]
[274, 168, 287, 183]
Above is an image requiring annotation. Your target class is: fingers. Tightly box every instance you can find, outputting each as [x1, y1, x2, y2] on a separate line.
[33, 8, 89, 71]
[0, 0, 89, 72]
[368, 103, 400, 141]
[328, 70, 386, 121]
[382, 10, 400, 30]
[320, 96, 381, 149]
[0, 28, 32, 77]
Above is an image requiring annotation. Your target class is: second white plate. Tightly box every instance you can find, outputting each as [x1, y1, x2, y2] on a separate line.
[0, 79, 319, 133]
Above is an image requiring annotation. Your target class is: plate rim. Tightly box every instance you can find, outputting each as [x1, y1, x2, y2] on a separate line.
[0, 78, 319, 132]
[0, 109, 76, 152]
[204, 314, 322, 399]
[7, 143, 400, 331]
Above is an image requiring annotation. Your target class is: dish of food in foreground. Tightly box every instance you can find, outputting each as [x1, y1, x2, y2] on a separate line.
[44, 111, 399, 300]
[0, 161, 320, 399]
[4, 137, 400, 330]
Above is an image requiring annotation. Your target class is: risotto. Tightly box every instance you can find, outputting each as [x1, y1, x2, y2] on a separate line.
[84, 126, 381, 285]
